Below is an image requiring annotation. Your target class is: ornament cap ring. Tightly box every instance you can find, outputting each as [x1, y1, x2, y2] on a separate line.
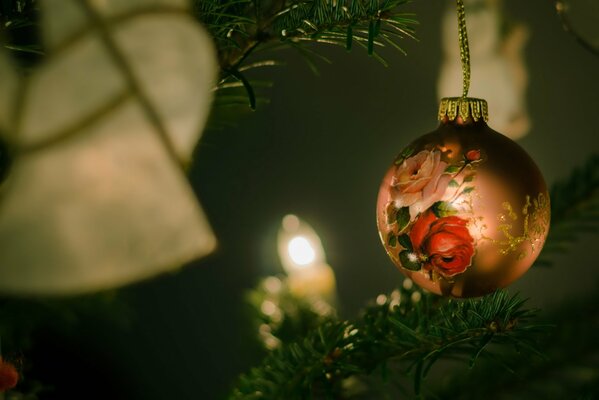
[438, 97, 489, 123]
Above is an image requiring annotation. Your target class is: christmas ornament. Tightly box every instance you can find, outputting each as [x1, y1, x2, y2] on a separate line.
[376, 0, 550, 298]
[0, 0, 217, 295]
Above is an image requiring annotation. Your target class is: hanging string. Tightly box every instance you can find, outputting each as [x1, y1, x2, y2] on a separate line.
[456, 0, 470, 98]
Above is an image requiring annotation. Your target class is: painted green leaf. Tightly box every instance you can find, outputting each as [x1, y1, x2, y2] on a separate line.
[444, 165, 461, 174]
[396, 206, 410, 232]
[399, 250, 421, 271]
[401, 147, 414, 157]
[386, 205, 398, 224]
[462, 186, 475, 194]
[398, 233, 412, 250]
[463, 174, 475, 182]
[448, 179, 459, 187]
[432, 201, 458, 218]
[394, 147, 414, 165]
[387, 234, 397, 247]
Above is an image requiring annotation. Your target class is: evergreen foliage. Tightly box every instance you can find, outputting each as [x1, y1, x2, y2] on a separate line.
[193, 0, 417, 109]
[536, 154, 599, 266]
[1, 1, 598, 399]
[0, 0, 42, 69]
[232, 154, 599, 399]
[232, 289, 542, 399]
[1, 0, 416, 109]
[194, 0, 416, 69]
[434, 287, 599, 399]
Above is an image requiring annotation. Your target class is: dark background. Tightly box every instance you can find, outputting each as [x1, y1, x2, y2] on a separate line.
[22, 1, 599, 399]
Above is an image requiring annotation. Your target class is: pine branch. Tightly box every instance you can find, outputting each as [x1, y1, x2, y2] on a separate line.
[232, 157, 599, 398]
[246, 276, 336, 351]
[536, 154, 599, 266]
[0, 0, 43, 69]
[272, 0, 416, 59]
[433, 285, 599, 399]
[3, 1, 417, 110]
[230, 288, 543, 399]
[194, 0, 417, 109]
[195, 0, 416, 69]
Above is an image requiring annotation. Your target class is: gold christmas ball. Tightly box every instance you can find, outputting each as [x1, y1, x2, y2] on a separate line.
[376, 98, 550, 297]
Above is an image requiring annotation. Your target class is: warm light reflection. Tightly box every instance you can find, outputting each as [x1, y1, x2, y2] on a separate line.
[288, 236, 316, 266]
[278, 214, 325, 274]
[277, 214, 336, 301]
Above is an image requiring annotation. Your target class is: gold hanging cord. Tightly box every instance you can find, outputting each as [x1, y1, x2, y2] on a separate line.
[438, 0, 488, 122]
[456, 0, 470, 98]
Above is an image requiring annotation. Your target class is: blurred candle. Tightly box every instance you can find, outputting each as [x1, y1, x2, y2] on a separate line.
[277, 214, 336, 301]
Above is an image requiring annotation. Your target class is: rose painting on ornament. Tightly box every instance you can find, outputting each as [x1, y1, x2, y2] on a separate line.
[376, 119, 550, 298]
[382, 147, 482, 279]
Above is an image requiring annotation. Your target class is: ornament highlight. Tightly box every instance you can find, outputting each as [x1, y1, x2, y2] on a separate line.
[376, 98, 550, 297]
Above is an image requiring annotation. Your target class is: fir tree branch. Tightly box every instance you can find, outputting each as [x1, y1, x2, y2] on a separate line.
[235, 167, 599, 398]
[230, 288, 543, 399]
[536, 154, 599, 266]
[2, 1, 417, 109]
[433, 285, 599, 400]
[194, 0, 417, 108]
[195, 0, 416, 71]
[246, 276, 336, 351]
[0, 0, 43, 69]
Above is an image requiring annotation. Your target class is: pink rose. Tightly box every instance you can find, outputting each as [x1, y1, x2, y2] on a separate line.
[390, 150, 452, 220]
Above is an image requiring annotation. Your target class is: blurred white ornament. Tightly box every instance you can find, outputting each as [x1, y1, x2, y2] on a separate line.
[0, 0, 217, 295]
[438, 0, 530, 139]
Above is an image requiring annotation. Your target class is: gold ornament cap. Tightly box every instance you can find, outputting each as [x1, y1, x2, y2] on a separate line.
[438, 97, 489, 123]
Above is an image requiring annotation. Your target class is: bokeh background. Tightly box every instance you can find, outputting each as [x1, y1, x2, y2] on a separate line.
[18, 1, 598, 399]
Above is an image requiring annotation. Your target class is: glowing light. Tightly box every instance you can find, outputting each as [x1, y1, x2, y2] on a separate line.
[411, 291, 422, 303]
[277, 214, 325, 273]
[264, 336, 281, 350]
[259, 324, 271, 334]
[311, 299, 334, 316]
[288, 236, 316, 266]
[282, 214, 300, 231]
[260, 300, 278, 316]
[276, 214, 336, 301]
[389, 289, 401, 309]
[263, 276, 282, 294]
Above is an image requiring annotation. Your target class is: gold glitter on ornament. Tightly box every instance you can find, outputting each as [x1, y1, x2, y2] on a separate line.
[487, 193, 551, 259]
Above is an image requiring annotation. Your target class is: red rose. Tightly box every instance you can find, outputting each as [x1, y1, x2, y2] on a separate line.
[409, 211, 474, 277]
[465, 149, 481, 162]
[0, 358, 18, 392]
